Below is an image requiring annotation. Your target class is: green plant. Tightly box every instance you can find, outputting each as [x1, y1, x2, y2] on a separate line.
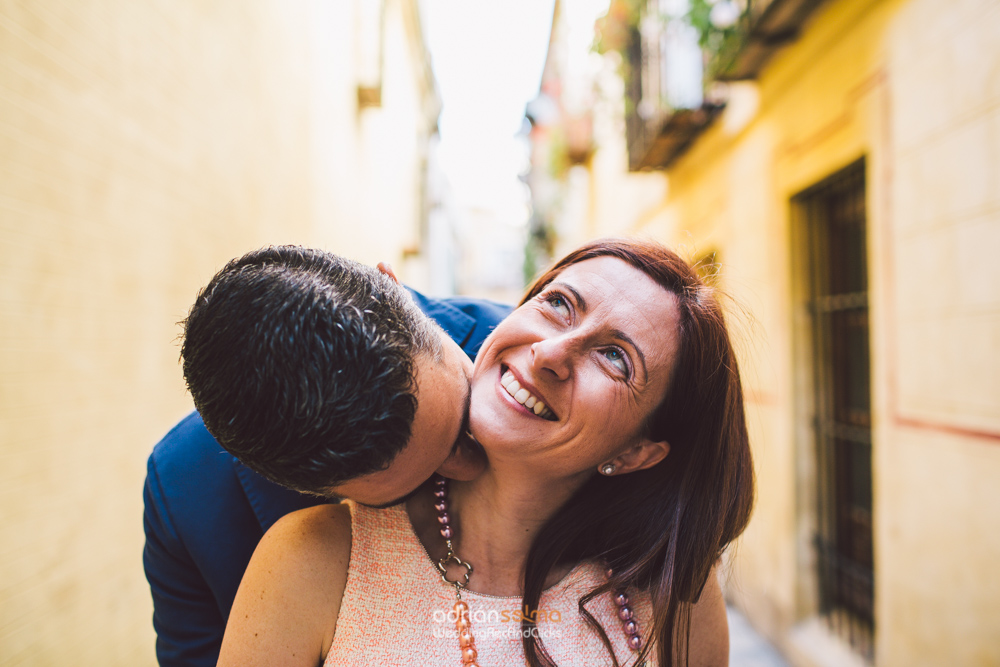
[686, 0, 753, 79]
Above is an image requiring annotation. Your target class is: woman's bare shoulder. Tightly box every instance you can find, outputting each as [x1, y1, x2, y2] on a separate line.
[686, 563, 728, 667]
[266, 501, 353, 558]
[252, 502, 353, 620]
[217, 502, 353, 667]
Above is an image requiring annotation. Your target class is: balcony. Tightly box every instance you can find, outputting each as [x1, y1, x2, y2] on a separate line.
[715, 0, 828, 80]
[609, 0, 826, 171]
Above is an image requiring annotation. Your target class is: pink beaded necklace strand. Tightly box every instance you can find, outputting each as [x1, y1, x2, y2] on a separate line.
[431, 475, 646, 666]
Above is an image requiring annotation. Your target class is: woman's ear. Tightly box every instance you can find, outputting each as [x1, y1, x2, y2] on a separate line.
[606, 438, 670, 475]
[376, 262, 400, 284]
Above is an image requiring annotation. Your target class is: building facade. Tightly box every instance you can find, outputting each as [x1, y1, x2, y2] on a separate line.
[529, 0, 1000, 664]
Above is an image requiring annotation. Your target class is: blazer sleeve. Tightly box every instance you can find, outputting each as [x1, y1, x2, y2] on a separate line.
[143, 453, 225, 667]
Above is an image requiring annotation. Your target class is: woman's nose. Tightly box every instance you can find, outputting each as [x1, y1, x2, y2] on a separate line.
[529, 335, 575, 381]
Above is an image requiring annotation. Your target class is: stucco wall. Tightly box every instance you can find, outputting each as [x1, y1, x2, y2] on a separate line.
[877, 0, 1000, 664]
[0, 0, 434, 663]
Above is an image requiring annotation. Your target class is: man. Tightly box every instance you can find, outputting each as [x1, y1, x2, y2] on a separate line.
[143, 246, 511, 666]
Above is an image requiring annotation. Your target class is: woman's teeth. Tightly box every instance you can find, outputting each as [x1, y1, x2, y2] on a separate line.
[500, 371, 555, 420]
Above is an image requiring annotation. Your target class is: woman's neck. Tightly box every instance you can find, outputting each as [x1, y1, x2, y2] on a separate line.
[407, 467, 589, 596]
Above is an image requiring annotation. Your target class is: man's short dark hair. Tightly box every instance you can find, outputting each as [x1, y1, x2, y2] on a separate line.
[181, 246, 441, 495]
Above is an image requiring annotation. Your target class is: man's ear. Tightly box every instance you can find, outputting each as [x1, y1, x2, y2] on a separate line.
[436, 434, 487, 481]
[376, 262, 401, 284]
[607, 438, 670, 475]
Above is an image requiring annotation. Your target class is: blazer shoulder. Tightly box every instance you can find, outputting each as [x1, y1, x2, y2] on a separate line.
[148, 411, 237, 485]
[147, 411, 320, 532]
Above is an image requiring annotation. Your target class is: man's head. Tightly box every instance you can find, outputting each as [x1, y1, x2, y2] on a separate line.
[181, 246, 475, 505]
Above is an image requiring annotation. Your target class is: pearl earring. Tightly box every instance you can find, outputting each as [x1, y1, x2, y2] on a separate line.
[600, 463, 616, 476]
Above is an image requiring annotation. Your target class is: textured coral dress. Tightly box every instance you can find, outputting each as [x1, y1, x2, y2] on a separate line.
[325, 501, 653, 666]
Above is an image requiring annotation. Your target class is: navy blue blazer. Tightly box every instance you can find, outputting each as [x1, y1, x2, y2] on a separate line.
[143, 291, 511, 666]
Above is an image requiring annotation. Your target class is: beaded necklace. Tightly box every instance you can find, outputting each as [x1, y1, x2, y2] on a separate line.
[431, 475, 645, 666]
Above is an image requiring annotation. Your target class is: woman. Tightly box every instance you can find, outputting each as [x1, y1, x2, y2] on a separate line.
[218, 239, 754, 667]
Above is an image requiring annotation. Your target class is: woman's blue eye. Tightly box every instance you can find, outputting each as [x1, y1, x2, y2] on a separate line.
[604, 348, 629, 375]
[546, 295, 570, 317]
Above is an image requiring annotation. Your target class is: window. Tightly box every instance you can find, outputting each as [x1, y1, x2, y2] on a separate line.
[793, 159, 874, 659]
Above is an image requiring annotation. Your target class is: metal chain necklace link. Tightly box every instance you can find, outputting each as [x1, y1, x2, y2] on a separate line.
[431, 475, 646, 666]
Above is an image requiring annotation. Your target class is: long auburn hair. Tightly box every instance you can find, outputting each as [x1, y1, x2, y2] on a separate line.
[517, 239, 755, 667]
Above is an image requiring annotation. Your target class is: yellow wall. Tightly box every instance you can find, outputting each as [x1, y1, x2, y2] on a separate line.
[629, 0, 1000, 664]
[0, 0, 435, 663]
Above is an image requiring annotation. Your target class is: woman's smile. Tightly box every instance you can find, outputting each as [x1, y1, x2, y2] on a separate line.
[499, 365, 556, 420]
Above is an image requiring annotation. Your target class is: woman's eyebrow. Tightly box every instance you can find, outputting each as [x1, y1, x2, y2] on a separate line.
[611, 328, 647, 380]
[552, 282, 587, 311]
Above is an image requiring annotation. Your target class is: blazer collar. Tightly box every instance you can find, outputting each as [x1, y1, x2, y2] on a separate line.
[405, 287, 476, 350]
[233, 457, 322, 532]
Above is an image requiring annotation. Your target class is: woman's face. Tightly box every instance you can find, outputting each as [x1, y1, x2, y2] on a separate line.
[469, 256, 682, 475]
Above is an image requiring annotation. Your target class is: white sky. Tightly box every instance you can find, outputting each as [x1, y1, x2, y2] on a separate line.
[421, 0, 557, 224]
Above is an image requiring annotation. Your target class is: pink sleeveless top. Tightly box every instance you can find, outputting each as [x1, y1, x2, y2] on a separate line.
[325, 501, 654, 666]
